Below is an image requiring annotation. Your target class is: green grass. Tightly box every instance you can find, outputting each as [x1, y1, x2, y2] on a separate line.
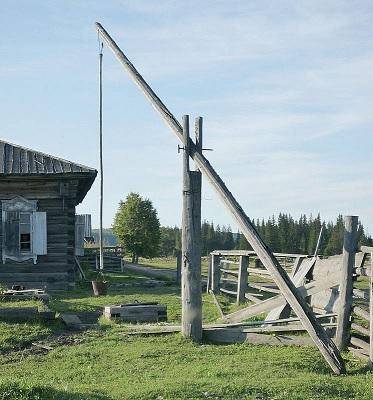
[0, 270, 372, 399]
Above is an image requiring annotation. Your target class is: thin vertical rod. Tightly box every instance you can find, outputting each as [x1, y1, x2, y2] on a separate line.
[99, 42, 104, 271]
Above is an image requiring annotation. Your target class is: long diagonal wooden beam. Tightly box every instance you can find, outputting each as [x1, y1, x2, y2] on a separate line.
[95, 22, 345, 375]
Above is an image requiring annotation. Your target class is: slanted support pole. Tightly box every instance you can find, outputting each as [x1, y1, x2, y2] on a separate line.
[336, 215, 358, 350]
[181, 115, 202, 342]
[237, 256, 249, 304]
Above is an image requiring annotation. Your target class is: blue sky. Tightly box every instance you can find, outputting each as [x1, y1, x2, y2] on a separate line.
[1, 1, 373, 234]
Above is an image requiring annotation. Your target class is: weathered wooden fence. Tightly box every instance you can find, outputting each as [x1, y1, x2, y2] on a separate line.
[206, 216, 372, 357]
[348, 246, 372, 364]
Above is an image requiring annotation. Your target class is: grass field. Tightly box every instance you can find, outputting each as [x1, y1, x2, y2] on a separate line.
[0, 265, 372, 400]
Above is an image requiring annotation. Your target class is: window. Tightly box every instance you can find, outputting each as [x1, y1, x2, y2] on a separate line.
[2, 196, 47, 264]
[20, 212, 32, 253]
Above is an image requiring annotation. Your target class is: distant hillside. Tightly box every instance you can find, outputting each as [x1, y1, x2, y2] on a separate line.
[92, 229, 118, 246]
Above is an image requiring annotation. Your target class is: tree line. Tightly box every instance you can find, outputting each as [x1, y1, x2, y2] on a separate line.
[159, 214, 372, 257]
[109, 193, 372, 260]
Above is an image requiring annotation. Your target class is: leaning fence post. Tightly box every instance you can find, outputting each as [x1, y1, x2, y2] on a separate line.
[335, 215, 358, 350]
[211, 254, 221, 293]
[237, 255, 249, 304]
[206, 254, 212, 293]
[181, 115, 202, 342]
[176, 251, 182, 285]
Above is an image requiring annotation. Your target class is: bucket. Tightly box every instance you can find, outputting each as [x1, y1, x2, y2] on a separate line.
[91, 281, 108, 296]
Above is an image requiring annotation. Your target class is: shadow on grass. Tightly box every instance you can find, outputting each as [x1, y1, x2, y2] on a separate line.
[0, 382, 111, 400]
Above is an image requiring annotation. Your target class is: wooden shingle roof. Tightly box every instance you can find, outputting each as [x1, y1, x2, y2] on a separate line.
[0, 140, 97, 204]
[0, 140, 96, 175]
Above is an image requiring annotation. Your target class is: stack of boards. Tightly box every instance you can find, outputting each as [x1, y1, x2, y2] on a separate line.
[0, 288, 49, 303]
[103, 302, 167, 323]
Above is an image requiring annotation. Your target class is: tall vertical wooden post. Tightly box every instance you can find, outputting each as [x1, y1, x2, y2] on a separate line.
[335, 215, 358, 350]
[237, 255, 249, 304]
[181, 115, 202, 342]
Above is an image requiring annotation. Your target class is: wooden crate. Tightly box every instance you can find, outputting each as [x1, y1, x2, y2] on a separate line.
[103, 303, 167, 323]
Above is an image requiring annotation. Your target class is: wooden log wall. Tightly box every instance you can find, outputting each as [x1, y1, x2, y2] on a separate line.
[0, 177, 79, 290]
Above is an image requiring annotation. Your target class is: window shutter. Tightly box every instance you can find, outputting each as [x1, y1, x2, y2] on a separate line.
[3, 211, 20, 258]
[32, 212, 47, 255]
[75, 215, 85, 256]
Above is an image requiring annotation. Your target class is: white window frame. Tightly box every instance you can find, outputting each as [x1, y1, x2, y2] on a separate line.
[2, 196, 46, 264]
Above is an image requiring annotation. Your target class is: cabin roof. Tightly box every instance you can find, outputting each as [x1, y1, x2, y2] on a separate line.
[0, 140, 97, 204]
[0, 140, 96, 175]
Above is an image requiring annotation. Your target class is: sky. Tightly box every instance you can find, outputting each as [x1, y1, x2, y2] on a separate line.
[1, 1, 373, 234]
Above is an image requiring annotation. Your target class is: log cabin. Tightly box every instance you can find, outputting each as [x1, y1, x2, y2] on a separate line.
[0, 140, 97, 290]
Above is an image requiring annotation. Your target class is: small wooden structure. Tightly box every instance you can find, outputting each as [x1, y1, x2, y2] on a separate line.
[103, 303, 167, 323]
[0, 140, 97, 289]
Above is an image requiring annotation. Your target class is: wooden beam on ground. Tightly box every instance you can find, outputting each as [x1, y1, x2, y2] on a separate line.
[203, 330, 315, 346]
[96, 22, 345, 374]
[336, 216, 358, 350]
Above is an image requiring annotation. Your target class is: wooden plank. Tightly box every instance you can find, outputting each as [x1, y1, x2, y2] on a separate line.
[245, 293, 263, 304]
[265, 257, 316, 322]
[335, 216, 358, 350]
[247, 268, 270, 276]
[353, 288, 369, 300]
[96, 22, 345, 374]
[203, 330, 315, 346]
[181, 115, 202, 342]
[351, 323, 370, 337]
[353, 306, 370, 322]
[350, 336, 370, 352]
[211, 250, 309, 258]
[209, 290, 224, 319]
[223, 271, 342, 323]
[176, 251, 181, 286]
[0, 307, 38, 321]
[206, 255, 212, 293]
[248, 283, 280, 294]
[354, 267, 371, 277]
[361, 246, 373, 253]
[221, 277, 237, 284]
[237, 255, 249, 304]
[220, 288, 237, 296]
[348, 346, 370, 362]
[221, 259, 239, 265]
[211, 254, 221, 293]
[60, 313, 82, 329]
[220, 268, 239, 276]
